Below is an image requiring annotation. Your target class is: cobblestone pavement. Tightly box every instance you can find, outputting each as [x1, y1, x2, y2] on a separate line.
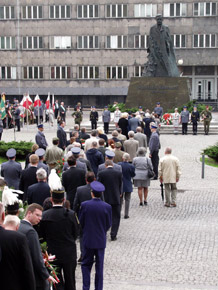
[1, 112, 218, 289]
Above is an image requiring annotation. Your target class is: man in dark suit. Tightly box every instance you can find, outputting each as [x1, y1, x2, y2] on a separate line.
[79, 181, 112, 290]
[35, 124, 48, 150]
[19, 154, 39, 201]
[62, 156, 86, 208]
[14, 104, 21, 131]
[57, 120, 67, 150]
[59, 101, 66, 122]
[79, 127, 90, 140]
[40, 188, 79, 290]
[97, 160, 122, 241]
[27, 168, 51, 206]
[0, 202, 36, 290]
[1, 148, 22, 189]
[97, 150, 122, 178]
[18, 203, 56, 290]
[54, 100, 59, 119]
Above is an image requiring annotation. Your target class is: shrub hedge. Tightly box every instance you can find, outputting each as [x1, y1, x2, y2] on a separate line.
[0, 141, 34, 159]
[203, 143, 218, 162]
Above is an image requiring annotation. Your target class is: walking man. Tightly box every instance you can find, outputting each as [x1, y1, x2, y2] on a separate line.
[79, 181, 112, 290]
[158, 147, 181, 207]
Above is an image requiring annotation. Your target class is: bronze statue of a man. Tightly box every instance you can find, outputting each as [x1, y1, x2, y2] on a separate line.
[143, 14, 179, 77]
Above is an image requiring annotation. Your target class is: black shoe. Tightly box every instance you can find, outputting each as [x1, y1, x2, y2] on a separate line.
[124, 215, 129, 219]
[78, 256, 82, 263]
[139, 202, 143, 206]
[111, 236, 117, 241]
[144, 201, 148, 206]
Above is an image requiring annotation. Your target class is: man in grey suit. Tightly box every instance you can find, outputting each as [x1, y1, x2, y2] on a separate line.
[124, 131, 139, 162]
[18, 203, 57, 290]
[35, 124, 48, 150]
[1, 148, 22, 189]
[102, 106, 111, 134]
[97, 150, 122, 177]
[134, 127, 147, 150]
[128, 113, 140, 132]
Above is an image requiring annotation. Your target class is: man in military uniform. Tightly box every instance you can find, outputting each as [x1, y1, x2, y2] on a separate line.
[180, 106, 190, 135]
[44, 137, 64, 171]
[72, 106, 83, 128]
[201, 106, 212, 135]
[154, 102, 163, 118]
[90, 106, 98, 129]
[102, 106, 111, 134]
[35, 124, 48, 150]
[35, 148, 49, 175]
[14, 104, 21, 131]
[191, 106, 200, 135]
[1, 148, 22, 189]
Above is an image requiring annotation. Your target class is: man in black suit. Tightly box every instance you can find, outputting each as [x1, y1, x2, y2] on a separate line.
[40, 188, 79, 290]
[62, 156, 86, 208]
[19, 154, 39, 201]
[59, 101, 66, 122]
[0, 202, 36, 290]
[18, 203, 56, 290]
[57, 120, 67, 150]
[97, 160, 122, 241]
[79, 127, 90, 140]
[54, 100, 59, 119]
[27, 168, 51, 206]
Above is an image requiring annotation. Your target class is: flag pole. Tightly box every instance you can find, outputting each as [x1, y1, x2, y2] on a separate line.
[37, 95, 40, 125]
[26, 92, 29, 131]
[48, 92, 51, 129]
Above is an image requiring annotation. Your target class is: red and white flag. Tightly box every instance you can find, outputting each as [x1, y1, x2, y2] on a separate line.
[21, 94, 32, 109]
[45, 94, 50, 109]
[34, 94, 41, 107]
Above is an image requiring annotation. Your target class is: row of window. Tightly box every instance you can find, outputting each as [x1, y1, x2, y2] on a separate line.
[1, 34, 217, 50]
[0, 3, 217, 19]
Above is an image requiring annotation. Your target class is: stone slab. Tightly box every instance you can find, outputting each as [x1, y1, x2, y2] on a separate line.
[126, 77, 190, 111]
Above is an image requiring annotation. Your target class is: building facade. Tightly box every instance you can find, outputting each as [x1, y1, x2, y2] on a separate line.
[0, 0, 218, 106]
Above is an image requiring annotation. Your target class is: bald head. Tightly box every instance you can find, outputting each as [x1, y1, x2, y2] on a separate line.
[165, 147, 172, 154]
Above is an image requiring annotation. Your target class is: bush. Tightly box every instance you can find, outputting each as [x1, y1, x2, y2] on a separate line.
[167, 101, 212, 114]
[108, 103, 138, 113]
[203, 143, 218, 162]
[0, 141, 34, 159]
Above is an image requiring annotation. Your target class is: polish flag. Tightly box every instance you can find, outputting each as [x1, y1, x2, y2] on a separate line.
[45, 94, 50, 109]
[21, 94, 33, 109]
[34, 94, 41, 107]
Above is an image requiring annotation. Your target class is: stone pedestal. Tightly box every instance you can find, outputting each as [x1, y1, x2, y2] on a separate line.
[126, 77, 190, 111]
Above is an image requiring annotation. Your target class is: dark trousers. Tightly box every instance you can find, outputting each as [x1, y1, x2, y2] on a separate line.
[82, 248, 105, 290]
[182, 123, 188, 134]
[55, 109, 59, 119]
[54, 260, 77, 290]
[0, 132, 2, 140]
[40, 115, 43, 123]
[15, 119, 20, 131]
[120, 192, 131, 217]
[192, 122, 198, 134]
[35, 116, 40, 125]
[110, 204, 121, 238]
[151, 150, 159, 179]
[91, 121, 97, 130]
[104, 122, 109, 134]
[60, 114, 66, 122]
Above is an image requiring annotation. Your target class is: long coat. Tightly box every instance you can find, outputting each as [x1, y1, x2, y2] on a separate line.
[132, 156, 153, 181]
[118, 161, 135, 193]
[57, 126, 67, 150]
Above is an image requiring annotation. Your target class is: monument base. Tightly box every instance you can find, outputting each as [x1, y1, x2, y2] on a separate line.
[126, 77, 190, 112]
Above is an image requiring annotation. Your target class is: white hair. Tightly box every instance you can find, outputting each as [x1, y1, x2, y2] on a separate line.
[36, 168, 47, 180]
[4, 214, 20, 228]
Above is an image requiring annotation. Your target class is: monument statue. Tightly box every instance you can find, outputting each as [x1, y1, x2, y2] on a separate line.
[143, 14, 179, 77]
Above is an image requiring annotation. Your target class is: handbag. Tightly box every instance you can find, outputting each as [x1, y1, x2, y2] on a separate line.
[146, 158, 155, 179]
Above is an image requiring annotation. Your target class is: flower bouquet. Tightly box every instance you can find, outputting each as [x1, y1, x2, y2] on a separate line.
[161, 113, 172, 125]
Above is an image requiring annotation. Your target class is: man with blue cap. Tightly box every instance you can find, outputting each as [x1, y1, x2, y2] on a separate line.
[1, 148, 22, 189]
[35, 124, 48, 150]
[102, 106, 111, 134]
[79, 181, 112, 290]
[154, 102, 163, 118]
[35, 148, 49, 174]
[180, 106, 190, 135]
[149, 123, 160, 180]
[97, 150, 122, 176]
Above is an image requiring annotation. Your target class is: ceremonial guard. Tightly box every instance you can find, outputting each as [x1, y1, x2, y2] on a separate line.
[79, 181, 112, 290]
[90, 106, 98, 129]
[35, 124, 48, 150]
[180, 106, 189, 135]
[14, 104, 21, 131]
[102, 106, 111, 134]
[201, 106, 212, 135]
[72, 107, 83, 128]
[59, 102, 66, 122]
[1, 148, 22, 189]
[40, 187, 79, 290]
[191, 106, 200, 135]
[154, 102, 163, 118]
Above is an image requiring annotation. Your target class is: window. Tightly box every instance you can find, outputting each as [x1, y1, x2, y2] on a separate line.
[164, 3, 187, 17]
[134, 66, 143, 77]
[193, 34, 216, 48]
[0, 67, 16, 79]
[193, 2, 216, 16]
[106, 66, 128, 79]
[50, 36, 71, 49]
[23, 67, 43, 79]
[22, 36, 43, 49]
[49, 5, 71, 19]
[0, 37, 16, 49]
[134, 4, 157, 17]
[50, 66, 71, 79]
[172, 35, 186, 48]
[134, 35, 147, 48]
[106, 36, 128, 49]
[106, 4, 127, 18]
[77, 5, 99, 18]
[0, 6, 15, 19]
[78, 66, 99, 79]
[22, 6, 43, 19]
[77, 36, 99, 49]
